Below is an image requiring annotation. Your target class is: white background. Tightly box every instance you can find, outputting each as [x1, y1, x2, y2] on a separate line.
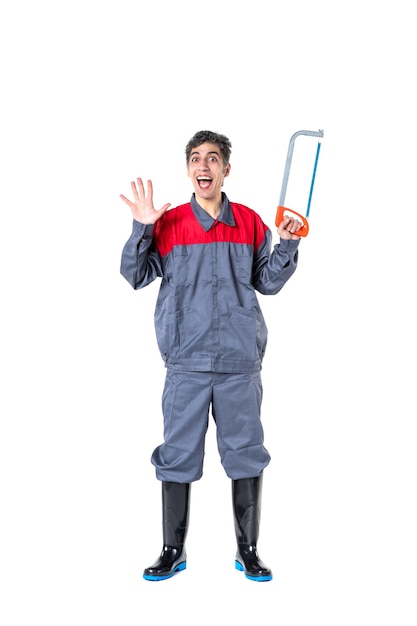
[1, 1, 416, 624]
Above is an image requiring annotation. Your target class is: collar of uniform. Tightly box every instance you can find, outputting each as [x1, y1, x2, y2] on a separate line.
[190, 193, 236, 232]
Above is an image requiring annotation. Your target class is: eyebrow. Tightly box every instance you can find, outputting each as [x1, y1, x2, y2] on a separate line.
[190, 150, 221, 158]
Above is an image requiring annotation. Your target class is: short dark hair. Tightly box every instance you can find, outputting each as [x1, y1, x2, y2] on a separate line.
[185, 130, 232, 165]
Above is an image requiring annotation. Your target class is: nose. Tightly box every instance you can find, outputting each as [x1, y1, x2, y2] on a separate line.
[199, 158, 210, 170]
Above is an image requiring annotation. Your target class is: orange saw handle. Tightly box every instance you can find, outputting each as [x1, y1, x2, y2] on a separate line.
[275, 205, 309, 237]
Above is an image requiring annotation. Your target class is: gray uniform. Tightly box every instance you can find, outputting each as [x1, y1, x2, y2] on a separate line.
[120, 193, 299, 481]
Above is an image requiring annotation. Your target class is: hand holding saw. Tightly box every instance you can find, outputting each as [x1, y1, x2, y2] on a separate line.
[275, 129, 324, 237]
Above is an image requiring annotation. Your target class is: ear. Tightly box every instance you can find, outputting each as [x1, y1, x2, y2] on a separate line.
[223, 163, 231, 178]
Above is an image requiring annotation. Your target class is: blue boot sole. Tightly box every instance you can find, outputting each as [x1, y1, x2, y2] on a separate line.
[143, 561, 187, 581]
[235, 560, 272, 582]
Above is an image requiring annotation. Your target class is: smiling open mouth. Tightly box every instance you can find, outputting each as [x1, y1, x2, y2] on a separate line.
[197, 176, 212, 189]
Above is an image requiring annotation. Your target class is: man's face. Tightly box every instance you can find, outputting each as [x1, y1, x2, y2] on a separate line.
[187, 142, 231, 202]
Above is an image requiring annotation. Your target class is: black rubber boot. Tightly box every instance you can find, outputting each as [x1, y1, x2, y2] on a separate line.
[143, 481, 190, 581]
[232, 474, 272, 581]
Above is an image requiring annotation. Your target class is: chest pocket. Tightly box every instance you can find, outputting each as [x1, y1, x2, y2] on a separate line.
[167, 245, 188, 284]
[229, 243, 254, 284]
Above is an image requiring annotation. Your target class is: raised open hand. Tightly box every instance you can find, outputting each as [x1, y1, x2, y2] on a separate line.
[120, 178, 171, 225]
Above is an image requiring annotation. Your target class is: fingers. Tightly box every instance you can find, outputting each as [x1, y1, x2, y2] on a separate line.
[145, 179, 153, 199]
[155, 203, 172, 218]
[128, 178, 152, 202]
[277, 216, 304, 240]
[120, 194, 133, 208]
[131, 178, 143, 201]
[131, 180, 139, 201]
[121, 178, 169, 224]
[120, 178, 153, 211]
[283, 216, 303, 233]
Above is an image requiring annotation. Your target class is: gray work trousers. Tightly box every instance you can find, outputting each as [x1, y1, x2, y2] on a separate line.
[151, 369, 271, 482]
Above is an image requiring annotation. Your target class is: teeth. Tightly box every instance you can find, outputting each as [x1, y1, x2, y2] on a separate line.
[198, 177, 211, 181]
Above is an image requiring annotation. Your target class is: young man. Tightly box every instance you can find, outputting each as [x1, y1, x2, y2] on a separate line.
[120, 130, 303, 582]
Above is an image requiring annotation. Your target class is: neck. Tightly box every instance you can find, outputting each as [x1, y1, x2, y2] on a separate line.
[196, 193, 223, 219]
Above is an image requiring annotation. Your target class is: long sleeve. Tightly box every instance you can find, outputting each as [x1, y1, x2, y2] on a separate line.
[252, 228, 300, 295]
[120, 220, 163, 289]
